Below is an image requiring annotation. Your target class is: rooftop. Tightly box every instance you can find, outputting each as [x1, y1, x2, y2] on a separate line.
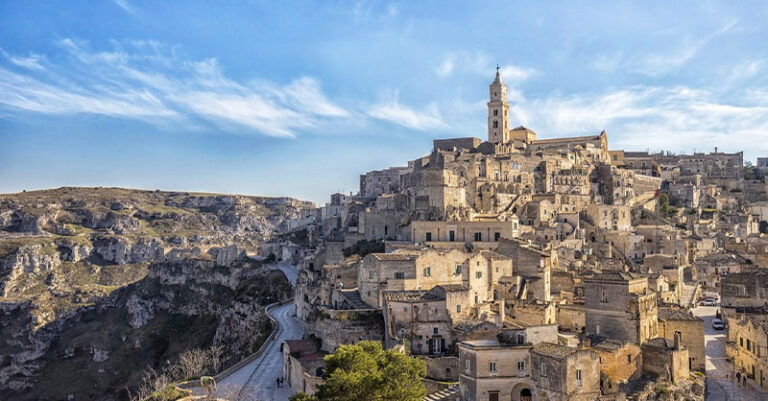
[658, 308, 702, 322]
[382, 290, 444, 303]
[532, 342, 580, 358]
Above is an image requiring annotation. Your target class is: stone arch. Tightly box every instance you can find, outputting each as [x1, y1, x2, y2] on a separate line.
[511, 381, 535, 401]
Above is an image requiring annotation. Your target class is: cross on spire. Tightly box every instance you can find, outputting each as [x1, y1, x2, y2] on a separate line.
[496, 64, 500, 72]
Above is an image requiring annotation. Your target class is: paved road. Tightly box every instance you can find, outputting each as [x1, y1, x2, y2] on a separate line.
[195, 262, 303, 400]
[692, 305, 765, 401]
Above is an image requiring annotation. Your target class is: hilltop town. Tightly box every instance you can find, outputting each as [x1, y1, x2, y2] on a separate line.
[266, 69, 768, 401]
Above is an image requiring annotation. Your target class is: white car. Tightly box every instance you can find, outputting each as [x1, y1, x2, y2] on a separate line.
[712, 318, 725, 330]
[700, 299, 717, 306]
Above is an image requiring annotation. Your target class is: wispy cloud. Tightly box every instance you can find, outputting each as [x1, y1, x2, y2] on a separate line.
[114, 0, 137, 15]
[368, 92, 447, 130]
[435, 58, 454, 78]
[633, 19, 738, 77]
[0, 48, 45, 71]
[509, 85, 768, 154]
[0, 39, 350, 138]
[434, 51, 535, 82]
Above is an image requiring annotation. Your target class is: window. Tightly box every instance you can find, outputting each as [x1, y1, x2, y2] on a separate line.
[433, 327, 439, 334]
[476, 271, 483, 279]
[474, 232, 482, 241]
[576, 369, 582, 386]
[540, 364, 547, 377]
[369, 272, 374, 279]
[740, 337, 744, 347]
[601, 290, 608, 303]
[424, 266, 431, 277]
[403, 307, 408, 312]
[384, 225, 388, 235]
[493, 110, 498, 116]
[425, 232, 432, 241]
[394, 272, 405, 279]
[493, 120, 498, 128]
[449, 230, 455, 242]
[748, 339, 752, 351]
[518, 361, 525, 371]
[489, 362, 497, 373]
[627, 354, 632, 364]
[457, 304, 462, 313]
[455, 265, 462, 274]
[465, 359, 470, 372]
[494, 232, 501, 241]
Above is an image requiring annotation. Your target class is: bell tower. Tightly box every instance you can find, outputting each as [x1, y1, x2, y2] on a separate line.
[488, 66, 510, 144]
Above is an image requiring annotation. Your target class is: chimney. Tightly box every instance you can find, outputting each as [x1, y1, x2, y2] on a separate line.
[674, 332, 681, 350]
[498, 299, 505, 325]
[715, 147, 718, 154]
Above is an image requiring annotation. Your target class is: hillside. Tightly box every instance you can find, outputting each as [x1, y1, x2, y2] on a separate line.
[0, 187, 311, 399]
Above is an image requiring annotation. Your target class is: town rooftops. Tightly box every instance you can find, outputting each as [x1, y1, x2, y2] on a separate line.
[382, 290, 444, 303]
[644, 337, 678, 350]
[658, 308, 702, 322]
[532, 342, 580, 358]
[584, 271, 645, 283]
[370, 253, 418, 262]
[587, 335, 631, 351]
[531, 132, 604, 145]
[435, 284, 470, 292]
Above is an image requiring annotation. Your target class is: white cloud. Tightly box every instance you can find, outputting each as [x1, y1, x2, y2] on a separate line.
[435, 57, 454, 77]
[368, 93, 447, 130]
[634, 19, 738, 77]
[499, 64, 536, 83]
[0, 39, 350, 137]
[508, 85, 768, 156]
[114, 0, 137, 15]
[730, 60, 764, 81]
[435, 51, 535, 82]
[0, 48, 46, 71]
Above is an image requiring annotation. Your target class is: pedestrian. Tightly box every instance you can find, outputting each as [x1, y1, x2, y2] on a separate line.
[276, 376, 281, 388]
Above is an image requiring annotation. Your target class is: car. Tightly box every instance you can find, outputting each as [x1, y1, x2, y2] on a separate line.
[712, 318, 725, 330]
[700, 299, 717, 306]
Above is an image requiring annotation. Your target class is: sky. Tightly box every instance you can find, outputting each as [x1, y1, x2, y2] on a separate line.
[1, 1, 768, 204]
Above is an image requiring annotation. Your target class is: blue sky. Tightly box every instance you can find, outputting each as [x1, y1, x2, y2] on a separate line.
[1, 1, 767, 204]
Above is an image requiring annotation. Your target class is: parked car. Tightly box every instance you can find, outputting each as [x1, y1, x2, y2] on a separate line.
[712, 318, 725, 330]
[700, 299, 717, 306]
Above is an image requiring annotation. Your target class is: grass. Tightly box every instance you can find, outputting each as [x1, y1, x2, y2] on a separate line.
[145, 385, 191, 401]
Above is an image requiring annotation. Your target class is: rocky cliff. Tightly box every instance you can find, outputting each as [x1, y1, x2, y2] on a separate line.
[0, 187, 311, 399]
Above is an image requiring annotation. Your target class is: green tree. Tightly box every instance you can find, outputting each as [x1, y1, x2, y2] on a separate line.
[289, 341, 426, 401]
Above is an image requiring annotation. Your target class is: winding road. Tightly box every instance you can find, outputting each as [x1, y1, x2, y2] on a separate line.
[196, 261, 303, 401]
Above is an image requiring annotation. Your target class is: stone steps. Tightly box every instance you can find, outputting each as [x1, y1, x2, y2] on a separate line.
[423, 384, 459, 401]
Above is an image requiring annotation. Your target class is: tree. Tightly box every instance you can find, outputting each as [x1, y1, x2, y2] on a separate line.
[290, 341, 426, 401]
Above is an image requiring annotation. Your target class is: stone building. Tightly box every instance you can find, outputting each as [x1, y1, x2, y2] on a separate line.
[583, 272, 658, 344]
[283, 339, 326, 396]
[584, 335, 642, 394]
[657, 307, 705, 371]
[410, 218, 520, 243]
[726, 317, 768, 391]
[359, 166, 411, 199]
[458, 338, 535, 401]
[382, 289, 455, 355]
[529, 342, 601, 401]
[641, 335, 690, 383]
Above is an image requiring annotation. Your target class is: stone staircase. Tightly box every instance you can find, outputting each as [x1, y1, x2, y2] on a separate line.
[423, 384, 460, 401]
[681, 283, 700, 308]
[340, 289, 372, 309]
